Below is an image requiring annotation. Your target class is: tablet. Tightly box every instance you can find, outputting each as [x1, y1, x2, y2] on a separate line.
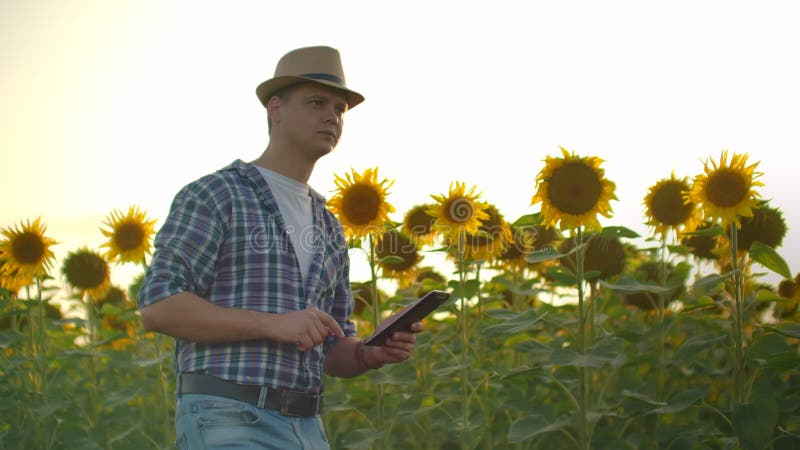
[363, 290, 451, 347]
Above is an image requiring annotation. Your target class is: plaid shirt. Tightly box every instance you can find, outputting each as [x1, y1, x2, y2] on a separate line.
[137, 159, 356, 393]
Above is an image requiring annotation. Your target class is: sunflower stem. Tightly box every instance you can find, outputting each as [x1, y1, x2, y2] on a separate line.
[575, 227, 590, 450]
[458, 231, 470, 449]
[83, 290, 99, 428]
[475, 262, 494, 450]
[139, 259, 172, 444]
[26, 283, 47, 449]
[368, 233, 386, 448]
[657, 234, 667, 403]
[35, 276, 48, 402]
[152, 333, 172, 443]
[729, 224, 746, 404]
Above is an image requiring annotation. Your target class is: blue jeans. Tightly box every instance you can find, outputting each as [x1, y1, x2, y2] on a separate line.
[175, 394, 330, 450]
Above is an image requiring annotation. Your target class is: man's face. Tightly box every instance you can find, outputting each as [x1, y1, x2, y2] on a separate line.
[270, 83, 349, 160]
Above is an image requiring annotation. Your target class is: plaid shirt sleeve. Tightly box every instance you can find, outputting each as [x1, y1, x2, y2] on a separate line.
[137, 183, 225, 307]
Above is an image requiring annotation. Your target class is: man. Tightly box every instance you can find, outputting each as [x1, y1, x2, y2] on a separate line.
[137, 46, 422, 449]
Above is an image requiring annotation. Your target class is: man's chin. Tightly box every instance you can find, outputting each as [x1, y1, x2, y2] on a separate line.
[308, 145, 335, 161]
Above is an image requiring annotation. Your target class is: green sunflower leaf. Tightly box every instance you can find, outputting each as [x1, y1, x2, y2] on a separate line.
[748, 241, 792, 280]
[447, 279, 480, 301]
[733, 396, 779, 450]
[507, 414, 570, 443]
[683, 226, 723, 237]
[544, 265, 577, 285]
[338, 427, 384, 450]
[525, 242, 586, 264]
[600, 277, 670, 293]
[667, 244, 690, 255]
[762, 322, 800, 339]
[583, 270, 601, 280]
[600, 226, 640, 239]
[377, 255, 405, 265]
[482, 309, 546, 337]
[691, 271, 734, 297]
[648, 387, 708, 415]
[511, 213, 544, 227]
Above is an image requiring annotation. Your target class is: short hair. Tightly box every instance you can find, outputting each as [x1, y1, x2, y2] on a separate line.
[266, 83, 302, 133]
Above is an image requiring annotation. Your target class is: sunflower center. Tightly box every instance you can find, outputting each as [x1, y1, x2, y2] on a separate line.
[651, 181, 693, 225]
[406, 208, 436, 236]
[341, 184, 381, 225]
[706, 169, 748, 207]
[12, 232, 45, 264]
[547, 162, 602, 215]
[732, 206, 786, 250]
[445, 198, 475, 223]
[114, 224, 145, 251]
[64, 253, 108, 290]
[375, 231, 417, 271]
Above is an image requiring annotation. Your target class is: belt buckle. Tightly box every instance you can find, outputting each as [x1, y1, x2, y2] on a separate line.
[279, 390, 292, 416]
[278, 389, 320, 417]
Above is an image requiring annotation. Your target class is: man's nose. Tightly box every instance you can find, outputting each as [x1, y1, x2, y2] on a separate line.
[325, 106, 341, 124]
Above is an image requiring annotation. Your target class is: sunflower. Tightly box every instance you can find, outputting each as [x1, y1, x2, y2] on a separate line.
[350, 281, 389, 319]
[0, 218, 57, 278]
[777, 275, 800, 319]
[428, 181, 490, 241]
[0, 259, 33, 295]
[777, 279, 795, 299]
[497, 226, 534, 268]
[62, 247, 112, 299]
[498, 224, 561, 272]
[644, 173, 701, 238]
[328, 167, 395, 239]
[402, 204, 438, 246]
[531, 147, 617, 231]
[96, 285, 136, 349]
[680, 220, 721, 261]
[374, 228, 421, 284]
[414, 266, 446, 285]
[460, 203, 513, 262]
[559, 233, 627, 281]
[730, 204, 786, 251]
[687, 150, 762, 229]
[100, 205, 157, 264]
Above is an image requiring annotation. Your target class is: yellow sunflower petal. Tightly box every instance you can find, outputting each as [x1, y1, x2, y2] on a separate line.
[100, 205, 158, 264]
[402, 204, 438, 246]
[687, 150, 762, 229]
[643, 172, 702, 239]
[62, 247, 112, 300]
[428, 181, 490, 241]
[0, 217, 58, 278]
[328, 167, 395, 239]
[460, 203, 513, 262]
[374, 228, 421, 285]
[531, 146, 617, 231]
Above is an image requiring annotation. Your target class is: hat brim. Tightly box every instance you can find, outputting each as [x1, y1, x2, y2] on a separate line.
[256, 76, 364, 109]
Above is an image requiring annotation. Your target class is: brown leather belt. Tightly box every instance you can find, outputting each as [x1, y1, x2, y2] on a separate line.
[179, 373, 323, 417]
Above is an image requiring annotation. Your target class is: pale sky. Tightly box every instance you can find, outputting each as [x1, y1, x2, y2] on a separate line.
[2, 0, 799, 293]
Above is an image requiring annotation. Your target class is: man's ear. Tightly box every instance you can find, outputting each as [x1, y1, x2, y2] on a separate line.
[267, 96, 281, 125]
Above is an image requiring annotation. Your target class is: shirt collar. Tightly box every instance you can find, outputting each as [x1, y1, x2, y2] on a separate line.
[221, 159, 328, 204]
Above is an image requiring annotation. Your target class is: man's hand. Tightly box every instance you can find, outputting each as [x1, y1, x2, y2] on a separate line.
[363, 321, 423, 367]
[268, 307, 344, 351]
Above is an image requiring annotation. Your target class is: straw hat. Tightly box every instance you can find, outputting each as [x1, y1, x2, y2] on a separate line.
[256, 46, 364, 109]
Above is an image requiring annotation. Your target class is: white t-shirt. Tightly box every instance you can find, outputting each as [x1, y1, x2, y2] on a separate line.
[255, 166, 315, 282]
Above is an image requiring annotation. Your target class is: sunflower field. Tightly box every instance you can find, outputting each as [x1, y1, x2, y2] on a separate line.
[2, 149, 799, 449]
